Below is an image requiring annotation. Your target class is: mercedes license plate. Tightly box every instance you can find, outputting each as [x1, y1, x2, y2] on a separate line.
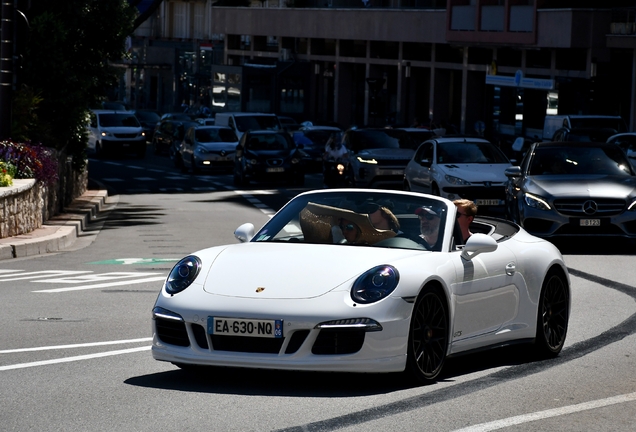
[580, 219, 601, 227]
[476, 199, 502, 206]
[208, 317, 283, 338]
[266, 167, 285, 173]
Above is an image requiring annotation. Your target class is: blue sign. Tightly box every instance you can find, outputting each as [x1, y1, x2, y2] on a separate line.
[486, 73, 554, 90]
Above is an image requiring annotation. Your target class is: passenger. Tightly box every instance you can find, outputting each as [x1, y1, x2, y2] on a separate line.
[333, 218, 361, 243]
[453, 199, 477, 242]
[415, 206, 442, 249]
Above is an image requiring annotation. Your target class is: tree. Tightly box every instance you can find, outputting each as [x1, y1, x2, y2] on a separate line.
[16, 0, 137, 169]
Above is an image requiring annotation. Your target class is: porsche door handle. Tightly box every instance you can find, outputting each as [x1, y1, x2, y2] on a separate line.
[505, 262, 516, 276]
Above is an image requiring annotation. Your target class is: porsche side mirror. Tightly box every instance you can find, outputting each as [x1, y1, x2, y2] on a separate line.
[234, 223, 255, 243]
[461, 234, 498, 261]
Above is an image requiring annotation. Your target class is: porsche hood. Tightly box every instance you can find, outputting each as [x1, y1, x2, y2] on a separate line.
[198, 243, 420, 299]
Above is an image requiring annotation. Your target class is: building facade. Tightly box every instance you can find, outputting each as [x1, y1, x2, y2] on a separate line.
[123, 0, 636, 145]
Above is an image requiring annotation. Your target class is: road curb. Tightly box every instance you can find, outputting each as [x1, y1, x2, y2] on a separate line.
[0, 189, 110, 260]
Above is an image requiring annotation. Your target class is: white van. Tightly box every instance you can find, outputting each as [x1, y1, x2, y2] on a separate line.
[87, 110, 146, 158]
[214, 112, 282, 141]
[542, 115, 627, 141]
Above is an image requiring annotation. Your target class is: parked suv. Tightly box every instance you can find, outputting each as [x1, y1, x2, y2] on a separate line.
[87, 110, 146, 158]
[342, 128, 419, 188]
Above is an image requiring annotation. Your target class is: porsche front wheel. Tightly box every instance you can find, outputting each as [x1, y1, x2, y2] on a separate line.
[534, 268, 569, 357]
[406, 286, 449, 383]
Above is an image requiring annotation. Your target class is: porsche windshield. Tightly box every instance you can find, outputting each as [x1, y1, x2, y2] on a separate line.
[252, 191, 450, 251]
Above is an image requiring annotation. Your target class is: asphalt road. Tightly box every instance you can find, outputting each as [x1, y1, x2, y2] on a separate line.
[1, 146, 635, 431]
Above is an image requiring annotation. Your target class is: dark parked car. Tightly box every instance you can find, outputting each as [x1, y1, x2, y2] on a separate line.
[342, 128, 419, 188]
[505, 141, 636, 238]
[132, 109, 161, 142]
[152, 119, 198, 156]
[233, 130, 305, 186]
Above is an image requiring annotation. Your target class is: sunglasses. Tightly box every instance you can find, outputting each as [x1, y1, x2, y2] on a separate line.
[456, 212, 469, 219]
[340, 223, 357, 232]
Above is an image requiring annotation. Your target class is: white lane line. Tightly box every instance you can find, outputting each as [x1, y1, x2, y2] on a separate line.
[134, 177, 156, 181]
[0, 338, 153, 354]
[32, 276, 166, 293]
[452, 392, 636, 432]
[0, 346, 151, 371]
[102, 178, 124, 182]
[0, 270, 91, 282]
[234, 191, 276, 219]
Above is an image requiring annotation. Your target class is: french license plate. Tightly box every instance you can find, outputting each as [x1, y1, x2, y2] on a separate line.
[208, 317, 283, 338]
[580, 219, 601, 227]
[476, 199, 503, 206]
[266, 167, 285, 173]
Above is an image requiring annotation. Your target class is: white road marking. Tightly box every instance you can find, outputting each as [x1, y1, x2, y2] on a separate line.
[0, 270, 91, 282]
[192, 187, 216, 191]
[102, 178, 124, 182]
[32, 272, 162, 284]
[234, 191, 277, 218]
[134, 177, 156, 181]
[0, 337, 152, 354]
[32, 276, 166, 293]
[0, 346, 151, 371]
[452, 392, 636, 432]
[165, 176, 189, 180]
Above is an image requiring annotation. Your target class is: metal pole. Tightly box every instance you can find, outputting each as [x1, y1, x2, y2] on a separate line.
[0, 1, 14, 139]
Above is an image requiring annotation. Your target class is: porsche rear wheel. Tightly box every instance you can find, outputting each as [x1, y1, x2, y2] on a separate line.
[534, 268, 569, 357]
[406, 286, 449, 383]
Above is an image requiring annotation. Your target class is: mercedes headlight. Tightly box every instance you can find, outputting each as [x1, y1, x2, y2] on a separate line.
[351, 265, 399, 304]
[524, 192, 551, 210]
[165, 255, 202, 295]
[356, 156, 378, 164]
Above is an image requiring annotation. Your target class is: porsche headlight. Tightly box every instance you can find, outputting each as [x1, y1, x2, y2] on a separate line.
[524, 192, 551, 210]
[165, 255, 202, 295]
[444, 175, 471, 186]
[351, 265, 399, 304]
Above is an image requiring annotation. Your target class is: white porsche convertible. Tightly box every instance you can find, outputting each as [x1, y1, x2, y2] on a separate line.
[151, 189, 570, 382]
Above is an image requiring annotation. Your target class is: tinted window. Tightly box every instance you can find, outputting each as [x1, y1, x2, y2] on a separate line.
[529, 146, 634, 176]
[134, 111, 160, 122]
[437, 142, 509, 164]
[234, 115, 281, 132]
[196, 128, 237, 142]
[569, 118, 627, 133]
[99, 114, 140, 127]
[294, 130, 338, 147]
[246, 133, 294, 151]
[349, 130, 417, 152]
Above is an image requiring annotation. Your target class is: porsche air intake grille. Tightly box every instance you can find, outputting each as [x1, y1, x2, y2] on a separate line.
[155, 317, 190, 347]
[192, 324, 209, 349]
[311, 329, 365, 355]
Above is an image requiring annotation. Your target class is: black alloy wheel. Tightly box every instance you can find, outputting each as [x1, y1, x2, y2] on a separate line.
[406, 286, 449, 382]
[535, 268, 569, 357]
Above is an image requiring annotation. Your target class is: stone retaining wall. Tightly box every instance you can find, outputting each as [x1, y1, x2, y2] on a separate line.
[0, 154, 88, 239]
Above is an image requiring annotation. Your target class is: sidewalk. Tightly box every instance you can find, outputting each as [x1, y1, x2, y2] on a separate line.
[0, 188, 113, 260]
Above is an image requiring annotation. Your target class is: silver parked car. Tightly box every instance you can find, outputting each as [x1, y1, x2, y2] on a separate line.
[505, 141, 636, 238]
[176, 126, 238, 173]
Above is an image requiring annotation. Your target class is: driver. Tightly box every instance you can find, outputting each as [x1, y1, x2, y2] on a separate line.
[415, 206, 441, 249]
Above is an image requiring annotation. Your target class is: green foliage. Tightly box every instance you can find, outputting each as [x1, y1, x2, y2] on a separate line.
[0, 160, 17, 186]
[17, 0, 137, 170]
